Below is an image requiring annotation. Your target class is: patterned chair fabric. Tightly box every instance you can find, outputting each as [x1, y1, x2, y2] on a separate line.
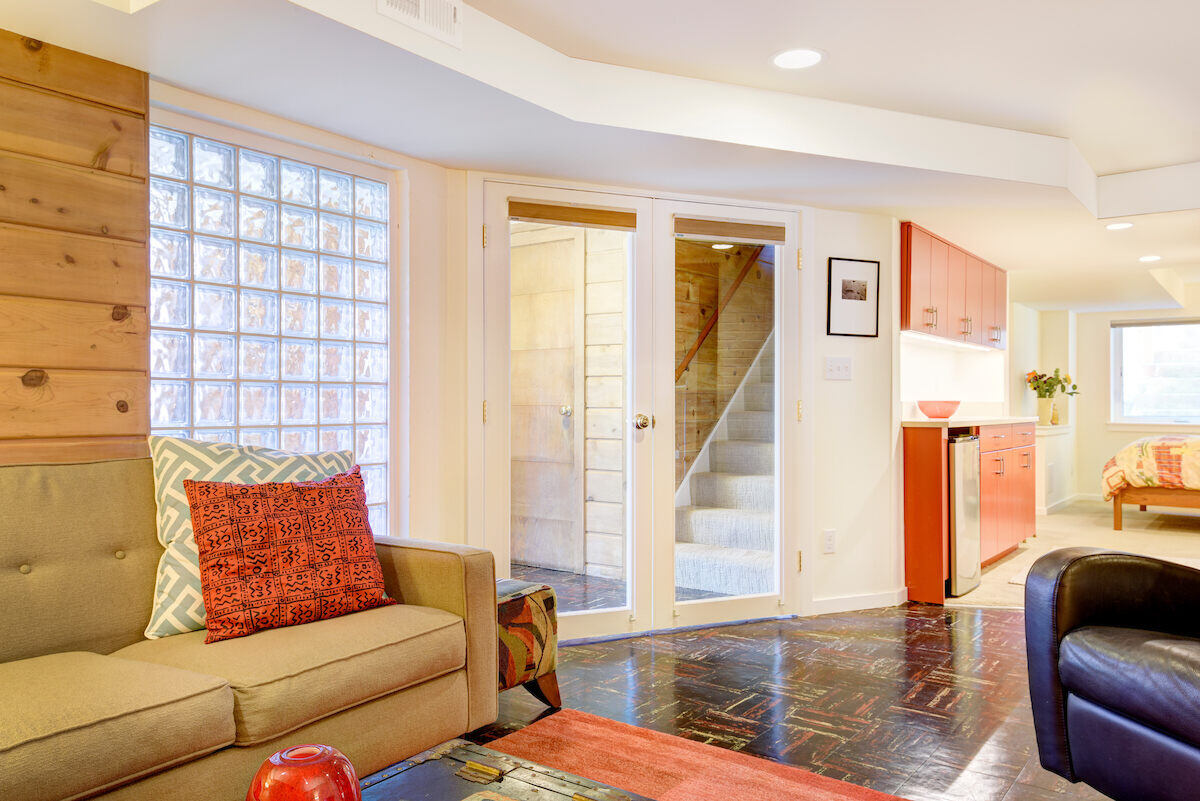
[497, 578, 558, 691]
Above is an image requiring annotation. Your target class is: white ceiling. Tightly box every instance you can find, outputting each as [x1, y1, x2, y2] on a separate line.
[3, 0, 1198, 311]
[467, 0, 1200, 177]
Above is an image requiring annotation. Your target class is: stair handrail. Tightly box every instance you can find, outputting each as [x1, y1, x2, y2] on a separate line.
[675, 245, 766, 382]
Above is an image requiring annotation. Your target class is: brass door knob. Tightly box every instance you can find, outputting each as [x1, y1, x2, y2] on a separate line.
[633, 413, 651, 430]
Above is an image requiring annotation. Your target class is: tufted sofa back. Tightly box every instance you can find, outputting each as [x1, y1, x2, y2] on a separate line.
[0, 458, 161, 662]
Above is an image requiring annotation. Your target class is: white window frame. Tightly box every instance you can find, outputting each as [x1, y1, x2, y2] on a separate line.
[148, 107, 407, 538]
[1111, 320, 1200, 425]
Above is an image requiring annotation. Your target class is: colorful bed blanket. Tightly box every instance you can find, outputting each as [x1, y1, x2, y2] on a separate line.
[1102, 436, 1200, 501]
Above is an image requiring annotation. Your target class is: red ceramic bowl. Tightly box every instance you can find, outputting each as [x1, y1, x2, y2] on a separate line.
[246, 744, 361, 801]
[917, 400, 961, 419]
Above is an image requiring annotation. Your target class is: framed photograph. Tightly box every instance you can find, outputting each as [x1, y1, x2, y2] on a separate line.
[827, 257, 880, 337]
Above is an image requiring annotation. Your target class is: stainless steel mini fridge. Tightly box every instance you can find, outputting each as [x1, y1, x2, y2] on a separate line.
[948, 435, 982, 596]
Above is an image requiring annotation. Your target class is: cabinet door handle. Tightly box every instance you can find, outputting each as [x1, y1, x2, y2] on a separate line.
[960, 317, 970, 336]
[994, 457, 1004, 475]
[924, 307, 936, 327]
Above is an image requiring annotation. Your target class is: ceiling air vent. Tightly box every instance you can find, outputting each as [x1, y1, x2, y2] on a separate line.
[377, 0, 463, 48]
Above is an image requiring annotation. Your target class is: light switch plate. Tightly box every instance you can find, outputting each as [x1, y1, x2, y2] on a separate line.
[823, 356, 852, 381]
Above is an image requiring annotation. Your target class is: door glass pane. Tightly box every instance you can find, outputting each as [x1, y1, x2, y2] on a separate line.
[674, 240, 778, 601]
[509, 222, 633, 613]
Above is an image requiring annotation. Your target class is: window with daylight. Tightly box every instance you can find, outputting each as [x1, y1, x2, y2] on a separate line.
[1111, 320, 1200, 424]
[147, 124, 392, 534]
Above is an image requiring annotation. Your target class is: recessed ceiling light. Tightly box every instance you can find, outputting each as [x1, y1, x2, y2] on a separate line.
[711, 243, 734, 250]
[773, 48, 823, 70]
[1106, 222, 1134, 230]
[1139, 255, 1162, 263]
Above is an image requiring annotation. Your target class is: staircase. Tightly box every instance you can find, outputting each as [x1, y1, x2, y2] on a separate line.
[675, 336, 775, 596]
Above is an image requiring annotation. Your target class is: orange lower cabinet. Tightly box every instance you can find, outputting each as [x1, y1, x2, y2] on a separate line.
[1016, 446, 1036, 541]
[980, 451, 1004, 563]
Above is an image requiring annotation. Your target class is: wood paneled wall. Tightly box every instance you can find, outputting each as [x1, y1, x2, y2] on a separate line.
[0, 29, 150, 465]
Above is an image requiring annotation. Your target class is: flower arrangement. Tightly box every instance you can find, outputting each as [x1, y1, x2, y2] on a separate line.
[1025, 368, 1079, 399]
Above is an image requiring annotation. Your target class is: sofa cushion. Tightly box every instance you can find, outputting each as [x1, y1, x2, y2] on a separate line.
[145, 435, 354, 639]
[0, 651, 234, 801]
[185, 466, 394, 643]
[1059, 625, 1200, 744]
[0, 458, 160, 663]
[114, 603, 465, 745]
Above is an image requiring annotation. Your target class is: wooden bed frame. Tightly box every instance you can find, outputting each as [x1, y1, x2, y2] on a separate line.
[1113, 487, 1200, 530]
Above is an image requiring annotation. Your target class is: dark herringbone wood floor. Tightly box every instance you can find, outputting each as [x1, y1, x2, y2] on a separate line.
[471, 604, 1111, 801]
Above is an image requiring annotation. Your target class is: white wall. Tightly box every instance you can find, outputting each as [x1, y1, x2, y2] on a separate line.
[1009, 303, 1041, 417]
[804, 209, 907, 611]
[1074, 285, 1200, 498]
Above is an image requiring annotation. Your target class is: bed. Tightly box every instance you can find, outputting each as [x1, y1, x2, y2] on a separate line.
[1102, 436, 1200, 529]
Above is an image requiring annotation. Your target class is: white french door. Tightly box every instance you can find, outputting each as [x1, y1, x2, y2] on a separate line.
[651, 199, 803, 630]
[479, 180, 805, 640]
[482, 181, 655, 640]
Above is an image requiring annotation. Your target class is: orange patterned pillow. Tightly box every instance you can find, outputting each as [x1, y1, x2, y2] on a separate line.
[184, 466, 395, 643]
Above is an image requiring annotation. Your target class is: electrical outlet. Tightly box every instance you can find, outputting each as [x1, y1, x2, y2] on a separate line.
[823, 356, 852, 381]
[822, 528, 836, 554]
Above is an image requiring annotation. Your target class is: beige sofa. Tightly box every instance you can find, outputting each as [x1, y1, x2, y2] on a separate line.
[0, 458, 497, 801]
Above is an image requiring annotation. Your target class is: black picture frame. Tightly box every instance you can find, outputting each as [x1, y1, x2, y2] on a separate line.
[826, 257, 880, 337]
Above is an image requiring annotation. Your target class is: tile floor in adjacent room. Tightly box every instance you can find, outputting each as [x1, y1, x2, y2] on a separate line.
[472, 604, 1111, 801]
[509, 563, 726, 612]
[946, 500, 1200, 609]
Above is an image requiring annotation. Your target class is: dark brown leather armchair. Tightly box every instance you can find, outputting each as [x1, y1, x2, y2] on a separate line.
[1025, 547, 1200, 801]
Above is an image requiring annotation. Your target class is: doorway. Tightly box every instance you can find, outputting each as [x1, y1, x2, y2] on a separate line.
[481, 182, 802, 639]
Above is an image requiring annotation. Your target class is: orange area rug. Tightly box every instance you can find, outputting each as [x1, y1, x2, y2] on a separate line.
[490, 708, 905, 800]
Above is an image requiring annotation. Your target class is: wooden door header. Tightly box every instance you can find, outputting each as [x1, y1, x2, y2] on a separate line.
[674, 217, 786, 244]
[508, 200, 637, 231]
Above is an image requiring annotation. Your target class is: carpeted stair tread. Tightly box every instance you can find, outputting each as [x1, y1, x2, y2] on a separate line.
[691, 472, 774, 512]
[726, 411, 774, 442]
[709, 439, 774, 474]
[676, 505, 773, 551]
[675, 542, 775, 597]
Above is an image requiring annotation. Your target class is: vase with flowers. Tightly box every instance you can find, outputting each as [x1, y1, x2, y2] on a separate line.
[1025, 368, 1079, 425]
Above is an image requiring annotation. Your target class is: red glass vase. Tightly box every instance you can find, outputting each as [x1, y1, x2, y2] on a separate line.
[245, 744, 362, 801]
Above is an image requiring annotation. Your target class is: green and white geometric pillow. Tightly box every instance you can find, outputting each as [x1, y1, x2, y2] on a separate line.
[144, 435, 354, 639]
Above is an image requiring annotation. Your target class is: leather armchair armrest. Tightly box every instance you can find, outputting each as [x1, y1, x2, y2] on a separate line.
[374, 537, 497, 731]
[1025, 547, 1200, 780]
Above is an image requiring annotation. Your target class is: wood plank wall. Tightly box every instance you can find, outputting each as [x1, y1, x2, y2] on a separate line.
[582, 228, 627, 580]
[0, 29, 150, 464]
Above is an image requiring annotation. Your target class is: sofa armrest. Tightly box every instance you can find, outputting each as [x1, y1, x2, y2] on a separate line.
[374, 537, 497, 732]
[1025, 547, 1200, 780]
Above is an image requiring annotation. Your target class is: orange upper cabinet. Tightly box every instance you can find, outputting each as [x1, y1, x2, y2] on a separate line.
[991, 266, 1008, 349]
[902, 223, 933, 332]
[929, 237, 950, 338]
[947, 247, 967, 340]
[964, 255, 984, 345]
[901, 222, 1007, 350]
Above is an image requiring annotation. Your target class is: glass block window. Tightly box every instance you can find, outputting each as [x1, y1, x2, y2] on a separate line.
[148, 124, 392, 534]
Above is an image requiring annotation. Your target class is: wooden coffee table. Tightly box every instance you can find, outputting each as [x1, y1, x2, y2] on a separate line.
[360, 740, 652, 801]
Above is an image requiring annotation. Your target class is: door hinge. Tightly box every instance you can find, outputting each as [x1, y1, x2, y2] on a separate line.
[797, 550, 803, 572]
[796, 249, 803, 270]
[796, 400, 803, 421]
[482, 223, 487, 249]
[482, 400, 487, 423]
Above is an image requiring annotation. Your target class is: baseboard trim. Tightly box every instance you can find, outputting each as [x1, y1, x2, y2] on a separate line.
[1038, 494, 1084, 515]
[809, 587, 909, 616]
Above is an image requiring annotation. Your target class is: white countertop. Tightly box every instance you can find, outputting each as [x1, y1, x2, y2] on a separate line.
[902, 416, 1038, 428]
